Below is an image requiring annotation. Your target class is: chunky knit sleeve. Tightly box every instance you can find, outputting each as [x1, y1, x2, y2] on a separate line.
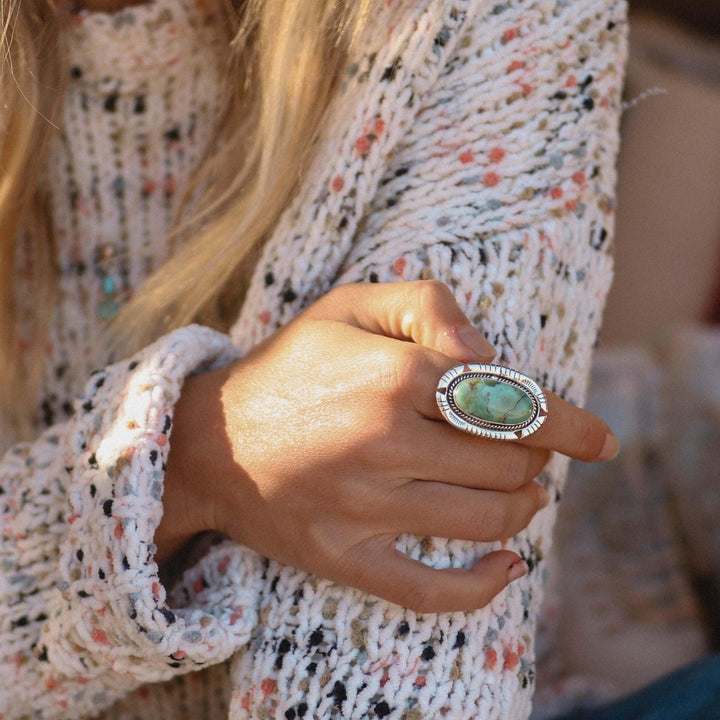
[227, 1, 628, 718]
[0, 326, 264, 720]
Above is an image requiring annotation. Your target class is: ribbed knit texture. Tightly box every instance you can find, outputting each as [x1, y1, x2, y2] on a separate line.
[1, 0, 628, 718]
[16, 0, 230, 426]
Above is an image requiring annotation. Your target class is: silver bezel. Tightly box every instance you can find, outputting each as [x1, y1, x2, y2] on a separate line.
[436, 364, 548, 440]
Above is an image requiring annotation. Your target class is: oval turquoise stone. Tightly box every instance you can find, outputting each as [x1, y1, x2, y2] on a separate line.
[453, 377, 534, 425]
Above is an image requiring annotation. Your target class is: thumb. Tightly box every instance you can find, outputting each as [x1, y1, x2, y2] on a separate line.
[310, 280, 497, 362]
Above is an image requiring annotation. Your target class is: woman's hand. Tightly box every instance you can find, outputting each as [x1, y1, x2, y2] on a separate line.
[159, 281, 618, 612]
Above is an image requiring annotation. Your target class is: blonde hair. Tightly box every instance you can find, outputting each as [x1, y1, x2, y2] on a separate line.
[0, 0, 379, 437]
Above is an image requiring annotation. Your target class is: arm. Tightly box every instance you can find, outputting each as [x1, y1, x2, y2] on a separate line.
[226, 0, 628, 718]
[0, 326, 264, 720]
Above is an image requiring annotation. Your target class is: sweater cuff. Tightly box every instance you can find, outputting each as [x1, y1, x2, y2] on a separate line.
[40, 325, 264, 683]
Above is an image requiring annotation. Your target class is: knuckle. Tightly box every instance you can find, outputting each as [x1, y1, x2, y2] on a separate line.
[309, 285, 340, 314]
[417, 279, 454, 310]
[510, 484, 543, 531]
[354, 418, 407, 473]
[478, 497, 512, 540]
[520, 449, 549, 484]
[498, 501, 517, 538]
[330, 282, 357, 299]
[383, 347, 425, 397]
[532, 449, 551, 477]
[327, 534, 380, 584]
[502, 448, 531, 489]
[330, 535, 362, 570]
[577, 416, 606, 460]
[528, 484, 545, 519]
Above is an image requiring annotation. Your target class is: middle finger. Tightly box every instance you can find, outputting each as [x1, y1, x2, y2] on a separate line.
[405, 350, 616, 463]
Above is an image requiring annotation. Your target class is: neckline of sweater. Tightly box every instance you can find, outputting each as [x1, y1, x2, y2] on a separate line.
[64, 0, 228, 88]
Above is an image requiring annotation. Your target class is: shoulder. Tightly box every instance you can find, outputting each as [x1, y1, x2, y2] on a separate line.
[357, 0, 628, 101]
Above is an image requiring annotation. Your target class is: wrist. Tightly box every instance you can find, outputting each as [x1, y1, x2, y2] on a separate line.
[157, 366, 231, 566]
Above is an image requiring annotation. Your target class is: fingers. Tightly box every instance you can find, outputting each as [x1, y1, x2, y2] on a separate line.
[309, 280, 497, 363]
[520, 392, 618, 462]
[346, 539, 528, 613]
[305, 281, 618, 464]
[405, 421, 550, 491]
[388, 479, 549, 541]
[393, 351, 617, 464]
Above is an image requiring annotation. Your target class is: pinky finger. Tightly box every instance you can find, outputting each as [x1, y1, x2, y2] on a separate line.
[350, 542, 528, 613]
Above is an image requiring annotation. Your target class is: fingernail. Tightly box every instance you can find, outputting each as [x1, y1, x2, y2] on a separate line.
[457, 325, 496, 360]
[507, 559, 529, 582]
[597, 432, 620, 461]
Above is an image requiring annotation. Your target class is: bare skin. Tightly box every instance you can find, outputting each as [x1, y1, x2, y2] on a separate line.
[160, 281, 619, 613]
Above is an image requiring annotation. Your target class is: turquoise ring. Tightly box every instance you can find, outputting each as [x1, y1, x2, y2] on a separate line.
[436, 364, 548, 440]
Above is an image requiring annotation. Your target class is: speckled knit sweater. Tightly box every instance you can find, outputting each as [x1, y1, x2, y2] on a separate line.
[0, 1, 628, 718]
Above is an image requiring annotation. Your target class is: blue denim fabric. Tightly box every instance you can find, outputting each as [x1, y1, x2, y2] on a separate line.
[555, 654, 720, 720]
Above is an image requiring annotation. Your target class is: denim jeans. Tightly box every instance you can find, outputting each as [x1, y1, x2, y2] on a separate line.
[556, 654, 720, 720]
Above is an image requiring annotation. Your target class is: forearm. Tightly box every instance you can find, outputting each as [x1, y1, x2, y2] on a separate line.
[225, 0, 628, 717]
[0, 326, 263, 720]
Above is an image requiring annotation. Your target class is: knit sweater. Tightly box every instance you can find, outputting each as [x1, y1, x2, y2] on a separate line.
[0, 1, 628, 718]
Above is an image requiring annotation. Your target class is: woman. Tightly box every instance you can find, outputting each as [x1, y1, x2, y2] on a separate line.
[0, 0, 626, 717]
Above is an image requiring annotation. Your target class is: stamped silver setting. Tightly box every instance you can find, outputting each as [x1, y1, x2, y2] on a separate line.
[436, 363, 548, 440]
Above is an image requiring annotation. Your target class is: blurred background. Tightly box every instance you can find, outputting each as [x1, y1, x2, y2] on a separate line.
[533, 1, 720, 715]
